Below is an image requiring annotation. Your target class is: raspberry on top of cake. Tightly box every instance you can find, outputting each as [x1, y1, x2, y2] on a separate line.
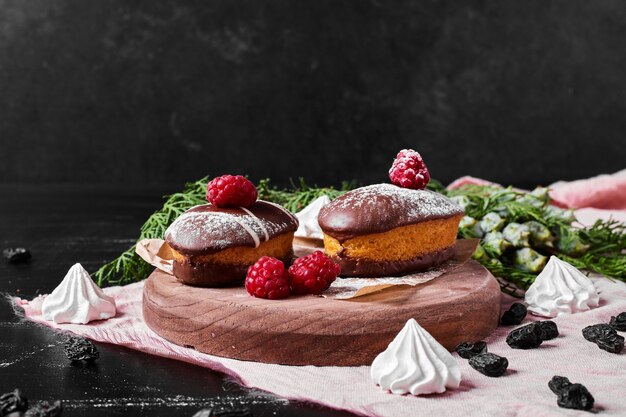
[318, 183, 464, 277]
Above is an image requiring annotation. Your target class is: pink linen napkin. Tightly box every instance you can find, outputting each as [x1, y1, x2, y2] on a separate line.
[447, 170, 626, 209]
[447, 170, 626, 226]
[550, 169, 626, 210]
[14, 170, 626, 417]
[15, 277, 626, 417]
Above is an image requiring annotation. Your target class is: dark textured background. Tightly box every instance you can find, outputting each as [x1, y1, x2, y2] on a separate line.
[1, 0, 625, 188]
[1, 3, 625, 415]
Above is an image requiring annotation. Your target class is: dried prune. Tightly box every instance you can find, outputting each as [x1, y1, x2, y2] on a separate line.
[0, 389, 29, 415]
[535, 321, 559, 341]
[2, 248, 31, 264]
[609, 312, 626, 331]
[192, 408, 253, 417]
[557, 383, 594, 411]
[596, 333, 624, 354]
[582, 324, 616, 342]
[500, 303, 527, 326]
[468, 353, 508, 377]
[64, 336, 99, 362]
[548, 376, 572, 394]
[506, 323, 543, 349]
[24, 401, 62, 417]
[454, 341, 488, 359]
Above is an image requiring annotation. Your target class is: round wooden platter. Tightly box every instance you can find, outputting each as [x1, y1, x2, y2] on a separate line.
[142, 258, 501, 367]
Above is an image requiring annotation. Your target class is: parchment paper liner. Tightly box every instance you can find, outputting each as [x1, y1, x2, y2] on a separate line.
[135, 238, 478, 300]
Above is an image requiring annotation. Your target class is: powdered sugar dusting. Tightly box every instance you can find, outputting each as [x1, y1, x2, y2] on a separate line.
[240, 206, 270, 241]
[333, 184, 461, 218]
[165, 211, 241, 251]
[165, 202, 297, 253]
[227, 212, 261, 247]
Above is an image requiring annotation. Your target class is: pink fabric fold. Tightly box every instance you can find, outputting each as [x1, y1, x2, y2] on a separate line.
[446, 176, 502, 190]
[550, 169, 626, 210]
[446, 170, 626, 226]
[16, 278, 626, 417]
[14, 170, 626, 417]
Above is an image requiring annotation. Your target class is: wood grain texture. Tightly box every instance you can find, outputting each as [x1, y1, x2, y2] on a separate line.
[143, 260, 501, 366]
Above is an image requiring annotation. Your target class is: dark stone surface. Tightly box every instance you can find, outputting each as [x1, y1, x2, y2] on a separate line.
[0, 1, 625, 187]
[0, 184, 355, 417]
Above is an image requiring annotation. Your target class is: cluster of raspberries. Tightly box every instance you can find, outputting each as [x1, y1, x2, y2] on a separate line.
[210, 147, 430, 300]
[205, 175, 341, 299]
[245, 251, 341, 299]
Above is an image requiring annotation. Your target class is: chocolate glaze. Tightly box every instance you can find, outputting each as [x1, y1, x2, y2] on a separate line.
[173, 250, 294, 287]
[165, 201, 298, 256]
[318, 184, 463, 242]
[333, 245, 455, 277]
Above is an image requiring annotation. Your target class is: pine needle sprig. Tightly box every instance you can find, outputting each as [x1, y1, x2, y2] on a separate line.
[94, 177, 626, 297]
[138, 178, 208, 240]
[559, 219, 626, 278]
[445, 184, 626, 297]
[94, 177, 355, 286]
[94, 178, 208, 286]
[93, 246, 154, 287]
[257, 177, 355, 212]
[577, 219, 626, 254]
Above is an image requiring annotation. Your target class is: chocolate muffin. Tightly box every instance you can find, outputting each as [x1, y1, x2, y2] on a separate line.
[165, 201, 298, 287]
[318, 184, 463, 277]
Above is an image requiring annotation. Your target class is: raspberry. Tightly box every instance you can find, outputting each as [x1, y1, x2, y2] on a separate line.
[245, 256, 290, 299]
[388, 149, 430, 190]
[206, 175, 258, 208]
[288, 251, 340, 295]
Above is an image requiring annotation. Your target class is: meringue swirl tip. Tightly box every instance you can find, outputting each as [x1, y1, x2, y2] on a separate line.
[525, 256, 599, 318]
[42, 263, 116, 324]
[371, 318, 461, 396]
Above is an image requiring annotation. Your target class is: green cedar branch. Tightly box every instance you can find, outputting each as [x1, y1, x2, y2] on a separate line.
[94, 178, 626, 298]
[94, 178, 352, 286]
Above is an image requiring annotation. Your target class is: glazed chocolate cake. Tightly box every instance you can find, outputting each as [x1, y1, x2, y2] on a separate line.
[318, 184, 463, 277]
[165, 201, 298, 287]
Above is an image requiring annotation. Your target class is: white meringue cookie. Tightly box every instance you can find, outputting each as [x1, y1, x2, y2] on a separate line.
[294, 195, 330, 240]
[371, 318, 461, 395]
[525, 256, 599, 318]
[42, 263, 116, 324]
